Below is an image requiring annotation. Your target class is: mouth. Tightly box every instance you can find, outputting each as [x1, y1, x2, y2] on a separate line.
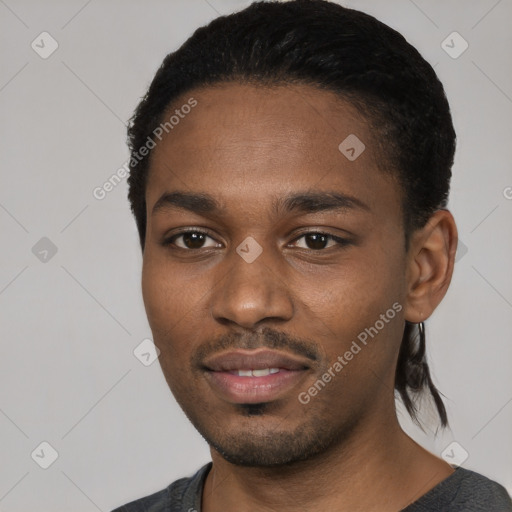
[202, 349, 311, 404]
[227, 368, 281, 377]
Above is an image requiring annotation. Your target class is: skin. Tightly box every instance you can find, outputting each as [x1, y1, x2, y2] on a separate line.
[141, 82, 458, 511]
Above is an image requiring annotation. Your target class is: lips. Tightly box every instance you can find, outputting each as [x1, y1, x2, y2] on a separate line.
[203, 349, 310, 372]
[202, 349, 311, 404]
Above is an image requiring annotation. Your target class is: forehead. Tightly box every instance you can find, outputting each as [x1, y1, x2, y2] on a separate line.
[145, 82, 400, 219]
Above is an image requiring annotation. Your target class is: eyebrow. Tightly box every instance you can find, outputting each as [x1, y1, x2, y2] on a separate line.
[151, 190, 370, 217]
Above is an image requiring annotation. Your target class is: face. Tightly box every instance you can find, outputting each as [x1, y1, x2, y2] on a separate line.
[141, 83, 409, 467]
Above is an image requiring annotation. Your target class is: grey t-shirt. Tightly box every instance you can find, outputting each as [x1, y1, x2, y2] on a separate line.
[112, 462, 512, 511]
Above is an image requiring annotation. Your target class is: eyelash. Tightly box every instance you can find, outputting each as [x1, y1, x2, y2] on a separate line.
[161, 229, 352, 251]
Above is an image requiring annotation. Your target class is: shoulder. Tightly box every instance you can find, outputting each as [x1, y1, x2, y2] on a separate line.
[110, 462, 212, 512]
[457, 468, 512, 503]
[403, 466, 512, 511]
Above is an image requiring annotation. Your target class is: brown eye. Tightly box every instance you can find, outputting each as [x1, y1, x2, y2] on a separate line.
[291, 232, 350, 250]
[180, 232, 207, 249]
[163, 230, 220, 250]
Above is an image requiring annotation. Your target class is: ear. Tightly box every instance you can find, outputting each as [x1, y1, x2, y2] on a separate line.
[403, 209, 458, 323]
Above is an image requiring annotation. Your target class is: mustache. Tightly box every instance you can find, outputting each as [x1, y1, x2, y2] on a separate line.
[191, 326, 320, 369]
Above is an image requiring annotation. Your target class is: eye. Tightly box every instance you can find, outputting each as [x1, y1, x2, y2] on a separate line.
[289, 232, 351, 250]
[162, 230, 352, 251]
[163, 230, 221, 250]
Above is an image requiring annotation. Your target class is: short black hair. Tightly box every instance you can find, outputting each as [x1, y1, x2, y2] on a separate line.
[126, 0, 455, 428]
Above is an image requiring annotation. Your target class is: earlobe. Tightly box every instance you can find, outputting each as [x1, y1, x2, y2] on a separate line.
[403, 209, 458, 323]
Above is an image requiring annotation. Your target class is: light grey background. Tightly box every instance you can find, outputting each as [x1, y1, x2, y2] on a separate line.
[0, 0, 511, 510]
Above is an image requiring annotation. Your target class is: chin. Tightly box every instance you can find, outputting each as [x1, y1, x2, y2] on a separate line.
[197, 412, 340, 468]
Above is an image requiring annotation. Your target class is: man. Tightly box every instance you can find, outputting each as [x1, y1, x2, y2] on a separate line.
[112, 1, 512, 510]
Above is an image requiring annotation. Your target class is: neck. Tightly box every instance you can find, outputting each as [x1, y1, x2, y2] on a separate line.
[201, 413, 453, 512]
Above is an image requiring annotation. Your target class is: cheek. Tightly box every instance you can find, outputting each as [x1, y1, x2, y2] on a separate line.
[299, 261, 398, 320]
[142, 251, 194, 324]
[141, 257, 203, 393]
[141, 255, 197, 357]
[141, 257, 169, 330]
[292, 243, 406, 358]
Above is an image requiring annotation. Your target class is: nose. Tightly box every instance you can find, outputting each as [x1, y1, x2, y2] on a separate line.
[210, 242, 294, 329]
